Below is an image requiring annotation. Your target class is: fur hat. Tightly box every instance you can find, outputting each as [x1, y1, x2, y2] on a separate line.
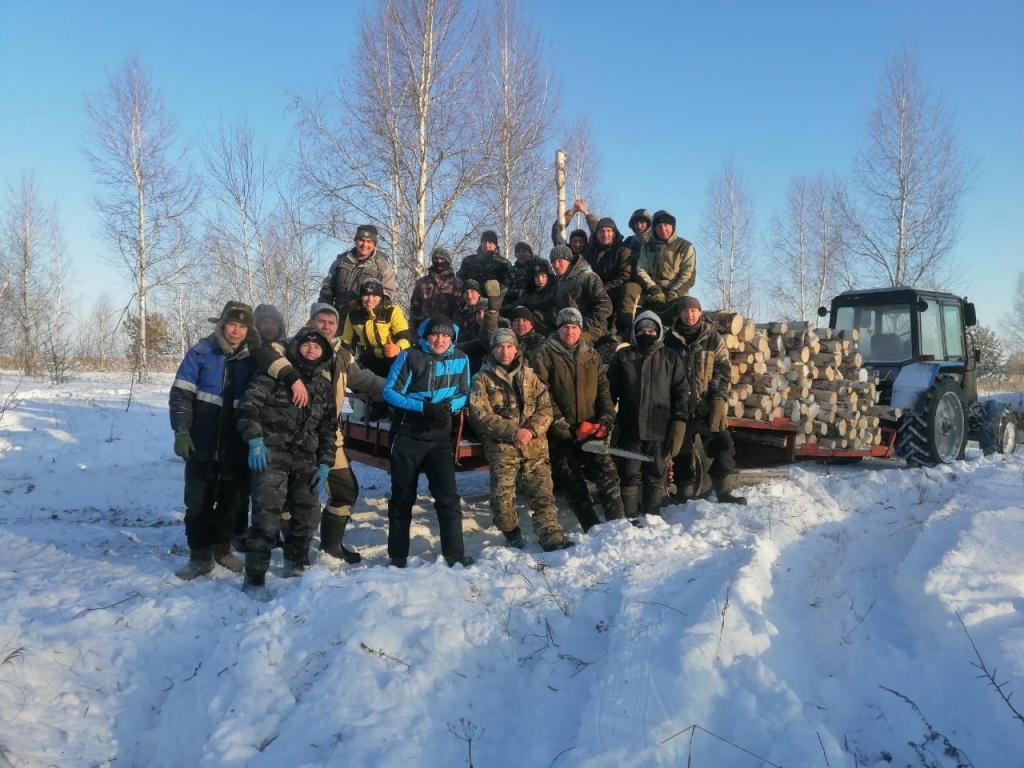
[490, 327, 519, 349]
[628, 209, 652, 230]
[555, 307, 584, 328]
[209, 300, 253, 326]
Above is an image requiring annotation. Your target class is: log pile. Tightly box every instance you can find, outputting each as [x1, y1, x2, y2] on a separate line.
[706, 311, 899, 450]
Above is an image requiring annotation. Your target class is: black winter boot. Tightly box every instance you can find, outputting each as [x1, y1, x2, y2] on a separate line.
[389, 558, 408, 568]
[503, 526, 526, 549]
[174, 548, 214, 580]
[541, 538, 575, 552]
[622, 488, 641, 519]
[713, 476, 747, 505]
[642, 485, 666, 518]
[282, 559, 309, 578]
[242, 569, 271, 601]
[445, 554, 475, 568]
[320, 512, 362, 563]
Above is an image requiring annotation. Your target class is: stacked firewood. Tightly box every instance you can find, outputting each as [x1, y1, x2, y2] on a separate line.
[706, 311, 900, 450]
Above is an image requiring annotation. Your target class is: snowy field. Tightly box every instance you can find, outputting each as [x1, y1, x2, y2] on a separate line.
[0, 372, 1022, 767]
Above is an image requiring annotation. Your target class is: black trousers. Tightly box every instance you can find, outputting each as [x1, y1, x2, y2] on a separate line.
[387, 434, 464, 561]
[616, 438, 669, 507]
[183, 460, 249, 552]
[245, 452, 321, 573]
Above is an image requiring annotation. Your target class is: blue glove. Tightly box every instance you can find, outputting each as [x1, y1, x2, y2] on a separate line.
[310, 464, 330, 496]
[247, 437, 268, 471]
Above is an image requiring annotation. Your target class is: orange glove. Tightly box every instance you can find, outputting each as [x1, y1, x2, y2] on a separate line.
[575, 421, 609, 442]
[383, 342, 401, 358]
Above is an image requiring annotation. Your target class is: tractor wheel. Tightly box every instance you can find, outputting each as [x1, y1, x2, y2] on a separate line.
[896, 376, 967, 467]
[978, 402, 1019, 456]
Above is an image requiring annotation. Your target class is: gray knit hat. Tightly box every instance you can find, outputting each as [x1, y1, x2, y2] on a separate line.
[555, 307, 584, 328]
[308, 302, 340, 322]
[549, 244, 573, 263]
[489, 327, 519, 349]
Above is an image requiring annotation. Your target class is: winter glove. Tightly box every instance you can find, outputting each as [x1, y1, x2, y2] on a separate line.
[247, 437, 268, 471]
[549, 419, 573, 442]
[709, 398, 729, 433]
[309, 464, 330, 496]
[665, 420, 687, 458]
[383, 342, 401, 358]
[483, 279, 502, 311]
[422, 400, 452, 427]
[646, 289, 666, 305]
[173, 432, 195, 461]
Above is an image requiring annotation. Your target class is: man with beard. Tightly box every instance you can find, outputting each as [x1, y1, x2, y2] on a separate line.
[664, 297, 746, 505]
[410, 247, 462, 327]
[607, 311, 689, 519]
[532, 308, 625, 532]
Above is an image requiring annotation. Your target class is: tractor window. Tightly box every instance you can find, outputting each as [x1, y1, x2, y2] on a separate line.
[919, 299, 944, 359]
[834, 304, 911, 362]
[942, 304, 964, 359]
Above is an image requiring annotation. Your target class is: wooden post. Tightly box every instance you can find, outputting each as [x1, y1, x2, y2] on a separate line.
[555, 149, 566, 244]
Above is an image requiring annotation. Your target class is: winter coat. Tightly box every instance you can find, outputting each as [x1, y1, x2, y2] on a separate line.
[469, 355, 553, 460]
[383, 319, 471, 441]
[665, 316, 731, 411]
[410, 267, 462, 328]
[634, 234, 696, 299]
[237, 336, 337, 466]
[517, 330, 546, 361]
[607, 311, 690, 441]
[456, 246, 512, 288]
[453, 300, 487, 345]
[169, 330, 255, 464]
[504, 252, 536, 307]
[319, 247, 399, 313]
[516, 259, 558, 335]
[585, 228, 633, 294]
[531, 336, 614, 432]
[553, 256, 613, 342]
[340, 301, 414, 359]
[252, 334, 385, 470]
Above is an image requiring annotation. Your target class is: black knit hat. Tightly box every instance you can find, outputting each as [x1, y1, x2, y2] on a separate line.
[462, 278, 481, 293]
[355, 224, 378, 243]
[652, 210, 676, 229]
[360, 278, 385, 297]
[679, 295, 702, 312]
[291, 326, 334, 364]
[509, 305, 535, 323]
[529, 258, 553, 277]
[254, 304, 286, 341]
[480, 230, 499, 246]
[595, 217, 617, 232]
[424, 315, 455, 338]
[568, 228, 588, 242]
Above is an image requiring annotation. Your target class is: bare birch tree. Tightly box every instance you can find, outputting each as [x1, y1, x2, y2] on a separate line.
[701, 159, 756, 315]
[477, 0, 554, 252]
[767, 174, 849, 319]
[82, 293, 118, 368]
[1006, 272, 1024, 353]
[1, 174, 59, 375]
[842, 50, 972, 289]
[84, 55, 198, 383]
[293, 0, 491, 303]
[43, 233, 75, 383]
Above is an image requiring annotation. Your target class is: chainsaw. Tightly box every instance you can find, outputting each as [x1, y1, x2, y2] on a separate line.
[575, 421, 654, 463]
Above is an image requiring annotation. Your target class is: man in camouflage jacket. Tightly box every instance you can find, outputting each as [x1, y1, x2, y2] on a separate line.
[469, 328, 571, 551]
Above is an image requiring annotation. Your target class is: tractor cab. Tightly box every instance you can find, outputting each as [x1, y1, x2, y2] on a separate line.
[824, 287, 977, 406]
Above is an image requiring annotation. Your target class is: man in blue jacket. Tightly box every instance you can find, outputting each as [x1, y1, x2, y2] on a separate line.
[383, 315, 473, 568]
[169, 301, 256, 580]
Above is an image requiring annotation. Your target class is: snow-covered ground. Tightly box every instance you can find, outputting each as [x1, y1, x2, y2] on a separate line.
[1, 372, 1022, 767]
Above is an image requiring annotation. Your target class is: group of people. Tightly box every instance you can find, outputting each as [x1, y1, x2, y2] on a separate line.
[169, 209, 745, 595]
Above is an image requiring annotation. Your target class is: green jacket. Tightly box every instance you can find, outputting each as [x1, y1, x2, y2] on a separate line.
[635, 234, 696, 299]
[531, 336, 615, 434]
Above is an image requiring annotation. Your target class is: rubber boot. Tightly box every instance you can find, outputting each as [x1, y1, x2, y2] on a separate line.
[713, 476, 747, 505]
[175, 548, 215, 581]
[242, 569, 270, 601]
[622, 487, 641, 519]
[642, 485, 666, 517]
[214, 542, 244, 573]
[573, 505, 601, 533]
[282, 558, 309, 578]
[320, 511, 362, 564]
[503, 526, 526, 549]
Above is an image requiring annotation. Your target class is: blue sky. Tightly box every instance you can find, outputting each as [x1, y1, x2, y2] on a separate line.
[1, 0, 1021, 327]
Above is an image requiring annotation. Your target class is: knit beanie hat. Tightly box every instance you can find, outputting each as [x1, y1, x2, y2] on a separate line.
[595, 217, 617, 233]
[652, 210, 676, 229]
[513, 241, 533, 257]
[293, 327, 333, 362]
[556, 307, 584, 328]
[635, 318, 659, 333]
[462, 279, 481, 293]
[490, 327, 519, 349]
[549, 244, 573, 263]
[308, 302, 340, 322]
[679, 296, 702, 312]
[568, 228, 589, 243]
[480, 230, 499, 246]
[424, 315, 455, 338]
[354, 224, 378, 243]
[430, 247, 452, 265]
[509, 306, 535, 324]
